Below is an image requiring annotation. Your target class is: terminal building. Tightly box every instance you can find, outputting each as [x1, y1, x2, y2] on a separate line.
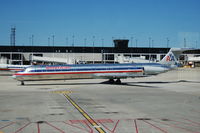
[0, 39, 200, 67]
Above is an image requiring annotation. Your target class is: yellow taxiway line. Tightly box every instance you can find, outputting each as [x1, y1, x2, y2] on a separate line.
[63, 93, 106, 133]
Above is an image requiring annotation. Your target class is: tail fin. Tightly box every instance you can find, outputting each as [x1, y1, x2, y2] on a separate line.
[159, 49, 178, 66]
[159, 48, 195, 66]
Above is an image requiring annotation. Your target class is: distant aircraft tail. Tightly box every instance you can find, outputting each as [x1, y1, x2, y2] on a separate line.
[159, 49, 178, 67]
[159, 48, 194, 67]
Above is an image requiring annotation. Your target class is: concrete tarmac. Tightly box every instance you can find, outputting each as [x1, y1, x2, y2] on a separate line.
[0, 68, 200, 133]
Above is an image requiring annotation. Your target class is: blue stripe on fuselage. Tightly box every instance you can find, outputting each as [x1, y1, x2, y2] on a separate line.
[25, 63, 173, 73]
[132, 63, 172, 69]
[29, 66, 142, 73]
[27, 63, 165, 68]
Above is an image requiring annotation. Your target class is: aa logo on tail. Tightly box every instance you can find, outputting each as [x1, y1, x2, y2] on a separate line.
[166, 53, 175, 61]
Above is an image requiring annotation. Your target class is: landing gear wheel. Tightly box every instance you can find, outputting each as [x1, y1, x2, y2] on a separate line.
[115, 79, 121, 84]
[21, 81, 24, 85]
[108, 79, 115, 84]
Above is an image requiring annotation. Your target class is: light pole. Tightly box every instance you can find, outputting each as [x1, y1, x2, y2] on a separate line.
[52, 35, 55, 46]
[31, 35, 34, 46]
[52, 35, 55, 63]
[196, 40, 198, 48]
[148, 37, 151, 48]
[31, 35, 34, 64]
[166, 38, 169, 48]
[112, 37, 114, 63]
[184, 38, 186, 48]
[101, 38, 104, 63]
[148, 37, 151, 62]
[131, 37, 133, 47]
[92, 36, 95, 64]
[152, 40, 154, 48]
[101, 38, 104, 47]
[29, 37, 31, 45]
[135, 39, 138, 47]
[47, 37, 50, 46]
[112, 37, 114, 47]
[66, 37, 68, 46]
[130, 37, 133, 57]
[72, 35, 74, 47]
[84, 38, 87, 47]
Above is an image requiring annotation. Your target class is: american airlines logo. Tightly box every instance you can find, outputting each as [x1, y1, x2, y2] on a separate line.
[46, 66, 71, 70]
[166, 53, 175, 61]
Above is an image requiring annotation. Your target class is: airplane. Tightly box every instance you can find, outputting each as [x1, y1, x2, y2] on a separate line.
[12, 48, 187, 85]
[13, 64, 145, 85]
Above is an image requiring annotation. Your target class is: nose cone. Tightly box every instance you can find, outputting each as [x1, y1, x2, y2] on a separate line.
[12, 73, 23, 81]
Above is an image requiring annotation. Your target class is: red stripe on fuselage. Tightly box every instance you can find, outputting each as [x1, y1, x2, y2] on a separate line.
[0, 68, 22, 71]
[14, 70, 143, 76]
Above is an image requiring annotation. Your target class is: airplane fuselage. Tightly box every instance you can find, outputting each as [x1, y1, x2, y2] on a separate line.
[13, 63, 145, 81]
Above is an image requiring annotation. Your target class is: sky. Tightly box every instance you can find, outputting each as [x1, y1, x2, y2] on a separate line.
[0, 0, 200, 48]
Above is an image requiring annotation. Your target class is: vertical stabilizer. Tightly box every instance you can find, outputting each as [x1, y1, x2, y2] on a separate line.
[160, 48, 195, 66]
[159, 49, 178, 66]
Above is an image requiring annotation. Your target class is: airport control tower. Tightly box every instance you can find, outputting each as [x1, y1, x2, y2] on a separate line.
[10, 27, 16, 46]
[114, 39, 129, 48]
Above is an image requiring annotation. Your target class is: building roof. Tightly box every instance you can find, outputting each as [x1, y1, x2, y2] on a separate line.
[0, 46, 170, 54]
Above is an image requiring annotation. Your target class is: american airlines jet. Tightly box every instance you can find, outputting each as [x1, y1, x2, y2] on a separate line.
[12, 48, 187, 85]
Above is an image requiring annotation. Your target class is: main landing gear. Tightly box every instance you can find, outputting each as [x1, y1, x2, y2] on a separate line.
[115, 79, 121, 84]
[21, 81, 25, 85]
[108, 78, 121, 84]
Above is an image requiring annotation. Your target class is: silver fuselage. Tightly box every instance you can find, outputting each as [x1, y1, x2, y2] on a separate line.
[12, 63, 173, 82]
[13, 64, 144, 81]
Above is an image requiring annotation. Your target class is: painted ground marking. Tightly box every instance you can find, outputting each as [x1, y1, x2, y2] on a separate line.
[63, 93, 106, 133]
